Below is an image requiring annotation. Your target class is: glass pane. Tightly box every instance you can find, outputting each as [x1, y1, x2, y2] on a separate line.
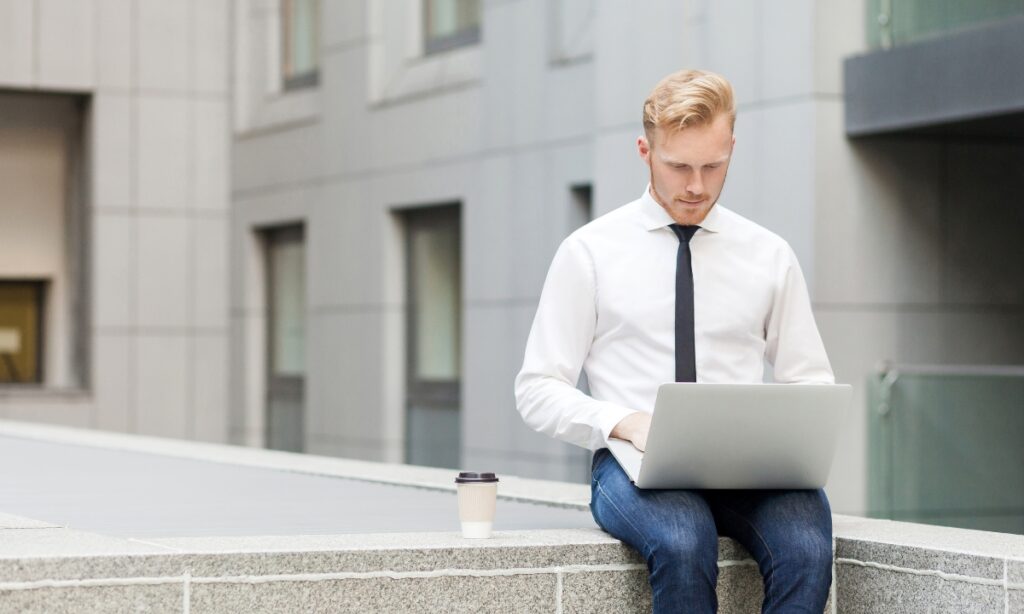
[424, 0, 480, 47]
[867, 0, 1024, 48]
[269, 232, 306, 377]
[553, 0, 595, 60]
[406, 404, 460, 468]
[868, 367, 1024, 534]
[0, 282, 42, 384]
[282, 0, 319, 83]
[411, 214, 461, 381]
[268, 378, 304, 453]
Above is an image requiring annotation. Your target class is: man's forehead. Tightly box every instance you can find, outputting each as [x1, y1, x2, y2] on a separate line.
[649, 120, 734, 164]
[655, 149, 731, 165]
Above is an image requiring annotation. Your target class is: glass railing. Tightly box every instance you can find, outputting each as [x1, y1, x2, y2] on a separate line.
[867, 363, 1024, 535]
[867, 0, 1024, 48]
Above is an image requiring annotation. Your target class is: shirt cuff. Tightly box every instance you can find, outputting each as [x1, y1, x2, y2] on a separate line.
[593, 402, 641, 449]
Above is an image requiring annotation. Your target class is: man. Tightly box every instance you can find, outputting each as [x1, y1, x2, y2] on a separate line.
[514, 69, 834, 613]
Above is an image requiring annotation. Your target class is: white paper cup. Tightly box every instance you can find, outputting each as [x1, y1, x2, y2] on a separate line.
[455, 472, 499, 538]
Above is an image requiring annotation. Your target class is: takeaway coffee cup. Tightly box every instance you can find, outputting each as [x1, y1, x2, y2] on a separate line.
[455, 472, 499, 538]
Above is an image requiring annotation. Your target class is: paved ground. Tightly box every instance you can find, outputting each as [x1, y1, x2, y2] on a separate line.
[0, 435, 598, 538]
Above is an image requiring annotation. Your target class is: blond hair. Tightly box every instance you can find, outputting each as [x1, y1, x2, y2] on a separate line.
[642, 69, 736, 142]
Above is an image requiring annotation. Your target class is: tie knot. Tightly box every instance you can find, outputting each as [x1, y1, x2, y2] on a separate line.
[670, 224, 700, 243]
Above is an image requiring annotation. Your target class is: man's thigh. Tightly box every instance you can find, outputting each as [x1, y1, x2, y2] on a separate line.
[589, 449, 718, 557]
[704, 488, 833, 561]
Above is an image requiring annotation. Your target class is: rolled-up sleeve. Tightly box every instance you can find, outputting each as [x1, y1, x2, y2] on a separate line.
[764, 244, 835, 384]
[514, 236, 636, 450]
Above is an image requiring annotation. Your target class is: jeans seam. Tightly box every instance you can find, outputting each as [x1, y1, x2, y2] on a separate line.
[717, 502, 776, 607]
[594, 481, 653, 556]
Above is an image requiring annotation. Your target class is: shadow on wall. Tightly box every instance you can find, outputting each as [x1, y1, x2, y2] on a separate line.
[848, 133, 1024, 333]
[848, 131, 1024, 535]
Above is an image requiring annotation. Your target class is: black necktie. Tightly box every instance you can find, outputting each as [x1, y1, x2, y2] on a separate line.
[670, 224, 700, 382]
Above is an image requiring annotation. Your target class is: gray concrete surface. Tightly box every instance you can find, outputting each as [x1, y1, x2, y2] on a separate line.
[2, 423, 1023, 612]
[0, 435, 596, 538]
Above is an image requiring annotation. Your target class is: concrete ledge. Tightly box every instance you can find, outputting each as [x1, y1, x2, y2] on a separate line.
[0, 528, 766, 613]
[1, 421, 1022, 612]
[0, 513, 59, 530]
[9, 519, 1023, 612]
[833, 515, 1024, 613]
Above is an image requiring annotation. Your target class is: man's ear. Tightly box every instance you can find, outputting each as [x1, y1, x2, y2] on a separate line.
[637, 135, 651, 162]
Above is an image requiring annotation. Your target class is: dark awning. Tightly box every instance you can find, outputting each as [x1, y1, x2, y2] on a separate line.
[844, 16, 1024, 138]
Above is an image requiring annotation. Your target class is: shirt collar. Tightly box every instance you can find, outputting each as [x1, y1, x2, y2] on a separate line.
[638, 184, 725, 234]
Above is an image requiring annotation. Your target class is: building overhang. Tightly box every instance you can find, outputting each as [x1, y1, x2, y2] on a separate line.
[843, 16, 1024, 138]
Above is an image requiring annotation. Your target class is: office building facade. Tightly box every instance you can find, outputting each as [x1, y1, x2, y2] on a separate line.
[3, 0, 1022, 520]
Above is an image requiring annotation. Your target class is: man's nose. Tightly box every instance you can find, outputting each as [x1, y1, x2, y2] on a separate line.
[686, 171, 704, 196]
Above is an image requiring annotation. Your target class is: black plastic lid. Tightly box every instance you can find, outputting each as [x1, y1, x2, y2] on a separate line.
[455, 472, 499, 484]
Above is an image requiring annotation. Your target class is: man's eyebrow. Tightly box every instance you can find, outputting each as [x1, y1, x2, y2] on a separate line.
[657, 153, 730, 166]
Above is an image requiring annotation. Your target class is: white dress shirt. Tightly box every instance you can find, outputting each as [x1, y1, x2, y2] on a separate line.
[514, 186, 834, 451]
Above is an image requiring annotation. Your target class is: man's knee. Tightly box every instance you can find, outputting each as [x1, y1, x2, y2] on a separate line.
[647, 526, 719, 572]
[777, 532, 833, 578]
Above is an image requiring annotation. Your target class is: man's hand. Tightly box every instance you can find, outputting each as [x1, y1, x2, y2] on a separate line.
[610, 412, 652, 452]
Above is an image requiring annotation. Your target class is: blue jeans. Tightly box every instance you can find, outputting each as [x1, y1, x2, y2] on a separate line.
[589, 448, 832, 613]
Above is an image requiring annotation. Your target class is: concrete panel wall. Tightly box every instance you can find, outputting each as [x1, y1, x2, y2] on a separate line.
[5, 0, 1019, 520]
[0, 0, 232, 444]
[229, 0, 1024, 518]
[231, 0, 605, 479]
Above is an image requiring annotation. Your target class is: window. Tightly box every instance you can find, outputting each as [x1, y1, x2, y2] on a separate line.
[0, 282, 44, 384]
[263, 224, 306, 452]
[368, 0, 483, 104]
[0, 92, 85, 390]
[569, 183, 593, 231]
[281, 0, 320, 90]
[550, 0, 595, 64]
[403, 205, 462, 468]
[423, 0, 481, 55]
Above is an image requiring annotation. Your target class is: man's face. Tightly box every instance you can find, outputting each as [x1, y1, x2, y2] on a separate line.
[637, 114, 736, 226]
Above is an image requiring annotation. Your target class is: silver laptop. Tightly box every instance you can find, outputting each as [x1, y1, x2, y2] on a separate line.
[606, 383, 851, 489]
